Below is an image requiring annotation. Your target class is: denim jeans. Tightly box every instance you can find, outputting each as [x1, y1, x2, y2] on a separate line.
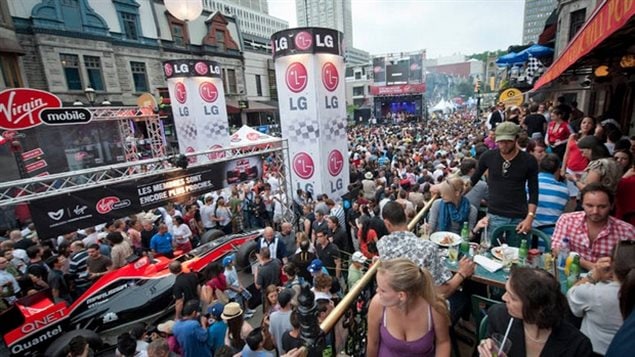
[487, 213, 523, 239]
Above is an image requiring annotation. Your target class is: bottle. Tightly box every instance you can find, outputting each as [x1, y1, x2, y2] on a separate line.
[518, 239, 528, 266]
[567, 255, 581, 290]
[459, 222, 470, 258]
[543, 253, 553, 272]
[565, 252, 578, 276]
[557, 238, 570, 270]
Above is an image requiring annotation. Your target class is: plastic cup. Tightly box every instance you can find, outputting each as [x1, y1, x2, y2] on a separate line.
[491, 333, 512, 356]
[448, 245, 459, 264]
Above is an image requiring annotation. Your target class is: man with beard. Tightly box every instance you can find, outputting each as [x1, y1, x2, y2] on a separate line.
[470, 122, 539, 235]
[551, 183, 635, 271]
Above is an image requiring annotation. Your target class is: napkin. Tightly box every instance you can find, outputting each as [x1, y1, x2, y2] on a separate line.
[474, 255, 503, 273]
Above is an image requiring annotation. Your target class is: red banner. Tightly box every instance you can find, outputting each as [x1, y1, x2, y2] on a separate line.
[370, 83, 426, 96]
[21, 148, 44, 161]
[25, 159, 47, 173]
[534, 0, 635, 90]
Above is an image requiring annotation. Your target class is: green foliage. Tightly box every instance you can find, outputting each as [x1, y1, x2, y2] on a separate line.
[467, 50, 507, 63]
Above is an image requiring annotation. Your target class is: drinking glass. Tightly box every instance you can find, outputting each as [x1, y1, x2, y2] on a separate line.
[501, 248, 514, 273]
[491, 333, 512, 357]
[479, 226, 491, 254]
[448, 245, 459, 264]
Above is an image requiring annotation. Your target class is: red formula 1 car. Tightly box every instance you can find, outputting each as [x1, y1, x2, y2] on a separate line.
[226, 158, 259, 184]
[0, 231, 261, 356]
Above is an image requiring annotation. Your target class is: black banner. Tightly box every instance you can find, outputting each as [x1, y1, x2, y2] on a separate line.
[408, 53, 423, 84]
[386, 61, 409, 85]
[30, 157, 262, 237]
[372, 57, 386, 83]
[163, 59, 223, 79]
[271, 27, 343, 59]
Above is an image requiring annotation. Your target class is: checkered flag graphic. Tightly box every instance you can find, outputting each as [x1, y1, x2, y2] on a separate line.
[177, 119, 197, 141]
[202, 121, 228, 139]
[324, 118, 347, 142]
[525, 54, 545, 85]
[284, 121, 320, 144]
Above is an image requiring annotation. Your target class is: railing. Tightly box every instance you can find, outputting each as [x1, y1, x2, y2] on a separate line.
[297, 194, 438, 356]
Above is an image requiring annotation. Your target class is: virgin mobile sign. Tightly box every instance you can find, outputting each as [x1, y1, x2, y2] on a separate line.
[0, 88, 93, 130]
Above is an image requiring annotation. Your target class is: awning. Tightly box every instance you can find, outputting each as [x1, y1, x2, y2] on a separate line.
[0, 34, 25, 55]
[226, 100, 278, 113]
[533, 0, 635, 90]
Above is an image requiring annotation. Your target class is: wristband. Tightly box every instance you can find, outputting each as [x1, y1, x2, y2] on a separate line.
[457, 272, 467, 281]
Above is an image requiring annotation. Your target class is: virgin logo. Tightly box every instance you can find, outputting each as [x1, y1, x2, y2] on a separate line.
[96, 196, 130, 214]
[164, 63, 174, 77]
[199, 82, 218, 103]
[295, 31, 313, 50]
[285, 62, 308, 93]
[246, 132, 260, 141]
[208, 144, 225, 160]
[0, 89, 62, 130]
[321, 62, 339, 92]
[175, 82, 187, 104]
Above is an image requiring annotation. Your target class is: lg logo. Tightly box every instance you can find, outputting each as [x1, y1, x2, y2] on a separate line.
[285, 62, 308, 93]
[327, 150, 344, 176]
[185, 146, 198, 163]
[199, 82, 218, 103]
[164, 63, 174, 77]
[175, 82, 187, 104]
[322, 62, 339, 92]
[293, 152, 314, 179]
[295, 31, 313, 50]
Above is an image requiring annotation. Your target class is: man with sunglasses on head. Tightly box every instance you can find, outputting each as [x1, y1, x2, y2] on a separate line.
[470, 122, 539, 235]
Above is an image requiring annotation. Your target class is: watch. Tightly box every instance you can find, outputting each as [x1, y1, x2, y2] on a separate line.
[528, 211, 536, 218]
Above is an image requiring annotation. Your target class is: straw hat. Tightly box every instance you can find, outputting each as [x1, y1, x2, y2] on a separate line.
[221, 302, 243, 320]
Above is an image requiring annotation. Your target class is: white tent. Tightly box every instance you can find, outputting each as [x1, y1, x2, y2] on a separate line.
[230, 125, 281, 147]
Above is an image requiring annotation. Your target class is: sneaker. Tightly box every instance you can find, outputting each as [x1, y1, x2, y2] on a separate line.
[245, 308, 257, 315]
[244, 311, 255, 320]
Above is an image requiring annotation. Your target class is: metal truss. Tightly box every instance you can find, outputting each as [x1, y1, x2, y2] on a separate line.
[0, 140, 289, 207]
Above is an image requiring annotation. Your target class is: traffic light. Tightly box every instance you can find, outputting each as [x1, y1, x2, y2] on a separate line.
[474, 80, 482, 93]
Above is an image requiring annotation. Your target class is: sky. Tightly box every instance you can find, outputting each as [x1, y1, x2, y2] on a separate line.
[268, 0, 526, 58]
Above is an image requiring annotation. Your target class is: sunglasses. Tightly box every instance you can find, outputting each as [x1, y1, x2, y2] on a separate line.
[502, 160, 511, 177]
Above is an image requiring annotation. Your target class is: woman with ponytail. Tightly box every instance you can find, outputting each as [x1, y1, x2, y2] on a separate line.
[605, 241, 635, 356]
[367, 258, 450, 357]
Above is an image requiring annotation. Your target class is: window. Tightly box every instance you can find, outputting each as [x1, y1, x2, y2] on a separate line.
[569, 9, 586, 41]
[353, 86, 364, 96]
[171, 23, 186, 46]
[0, 55, 23, 88]
[131, 61, 149, 92]
[225, 68, 237, 94]
[354, 71, 361, 80]
[84, 56, 104, 91]
[60, 54, 82, 90]
[268, 69, 277, 100]
[255, 74, 263, 96]
[121, 12, 139, 40]
[216, 31, 225, 51]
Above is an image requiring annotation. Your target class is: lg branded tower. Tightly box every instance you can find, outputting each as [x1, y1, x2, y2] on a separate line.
[271, 28, 350, 199]
[163, 60, 230, 164]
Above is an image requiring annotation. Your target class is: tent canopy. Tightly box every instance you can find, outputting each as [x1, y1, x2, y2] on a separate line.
[230, 125, 280, 147]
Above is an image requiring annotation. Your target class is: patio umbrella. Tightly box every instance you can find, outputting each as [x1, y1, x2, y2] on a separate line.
[519, 44, 554, 58]
[496, 52, 523, 66]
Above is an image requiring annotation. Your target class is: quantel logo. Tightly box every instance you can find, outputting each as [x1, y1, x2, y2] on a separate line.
[40, 108, 92, 125]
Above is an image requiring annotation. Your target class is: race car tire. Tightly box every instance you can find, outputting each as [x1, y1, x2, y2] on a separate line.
[44, 329, 102, 357]
[235, 240, 259, 270]
[200, 229, 225, 244]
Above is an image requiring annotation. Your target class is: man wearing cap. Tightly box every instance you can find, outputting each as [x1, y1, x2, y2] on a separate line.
[206, 302, 227, 354]
[347, 252, 367, 290]
[470, 122, 539, 235]
[362, 172, 376, 200]
[223, 254, 256, 319]
[172, 299, 211, 357]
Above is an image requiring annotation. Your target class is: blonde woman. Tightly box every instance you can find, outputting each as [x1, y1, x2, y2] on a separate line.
[428, 177, 477, 234]
[367, 259, 451, 357]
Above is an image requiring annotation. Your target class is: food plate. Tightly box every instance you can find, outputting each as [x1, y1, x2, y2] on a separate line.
[430, 232, 462, 247]
[491, 246, 519, 261]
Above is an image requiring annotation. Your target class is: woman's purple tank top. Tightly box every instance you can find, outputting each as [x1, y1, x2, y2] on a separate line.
[378, 304, 436, 357]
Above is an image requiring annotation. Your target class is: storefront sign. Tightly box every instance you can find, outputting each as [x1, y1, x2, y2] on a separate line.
[40, 108, 92, 125]
[534, 0, 635, 90]
[370, 83, 426, 95]
[0, 88, 62, 130]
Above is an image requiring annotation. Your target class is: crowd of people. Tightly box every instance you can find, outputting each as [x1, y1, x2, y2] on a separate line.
[1, 96, 635, 356]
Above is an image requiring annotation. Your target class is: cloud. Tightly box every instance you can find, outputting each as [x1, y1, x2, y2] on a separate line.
[269, 0, 525, 57]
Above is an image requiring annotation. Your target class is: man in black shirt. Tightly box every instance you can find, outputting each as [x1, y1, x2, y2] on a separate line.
[315, 230, 341, 280]
[170, 261, 200, 320]
[140, 219, 158, 251]
[471, 122, 539, 235]
[45, 255, 71, 304]
[523, 103, 547, 139]
[255, 247, 281, 291]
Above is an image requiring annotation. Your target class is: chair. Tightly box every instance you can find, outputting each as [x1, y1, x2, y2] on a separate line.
[471, 295, 501, 356]
[490, 224, 552, 252]
[479, 315, 490, 341]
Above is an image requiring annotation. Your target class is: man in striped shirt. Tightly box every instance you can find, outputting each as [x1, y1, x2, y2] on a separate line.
[68, 241, 91, 298]
[325, 199, 345, 229]
[534, 154, 569, 234]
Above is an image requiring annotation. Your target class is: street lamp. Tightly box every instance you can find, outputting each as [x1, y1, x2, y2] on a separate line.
[84, 87, 96, 106]
[164, 0, 203, 22]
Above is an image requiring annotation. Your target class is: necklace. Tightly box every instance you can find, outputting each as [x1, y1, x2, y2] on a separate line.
[524, 326, 550, 344]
